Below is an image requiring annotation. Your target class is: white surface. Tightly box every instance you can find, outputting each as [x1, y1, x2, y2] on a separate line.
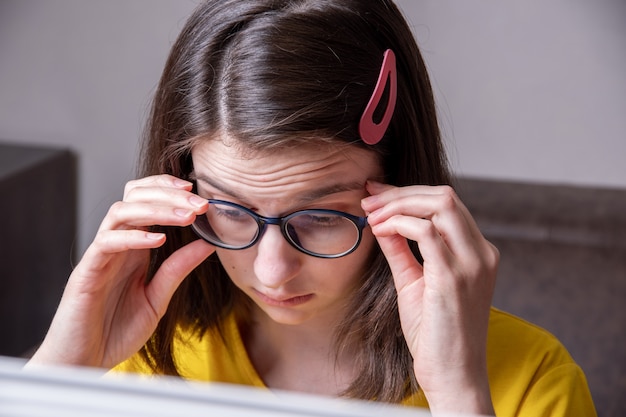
[0, 356, 428, 417]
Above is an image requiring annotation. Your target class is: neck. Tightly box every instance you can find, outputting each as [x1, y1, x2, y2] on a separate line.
[242, 305, 357, 396]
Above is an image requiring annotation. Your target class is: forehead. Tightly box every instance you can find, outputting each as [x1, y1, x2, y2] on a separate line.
[190, 138, 382, 208]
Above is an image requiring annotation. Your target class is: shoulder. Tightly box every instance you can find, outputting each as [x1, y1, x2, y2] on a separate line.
[487, 307, 597, 416]
[487, 307, 571, 359]
[114, 312, 264, 387]
[487, 307, 577, 383]
[111, 313, 240, 379]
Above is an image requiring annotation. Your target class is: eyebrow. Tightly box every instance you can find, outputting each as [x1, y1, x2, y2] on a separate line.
[193, 174, 365, 205]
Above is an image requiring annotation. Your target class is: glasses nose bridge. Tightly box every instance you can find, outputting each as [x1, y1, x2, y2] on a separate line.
[254, 214, 301, 255]
[255, 214, 289, 239]
[257, 212, 288, 228]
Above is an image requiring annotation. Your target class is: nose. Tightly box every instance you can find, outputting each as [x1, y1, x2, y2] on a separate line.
[253, 224, 302, 289]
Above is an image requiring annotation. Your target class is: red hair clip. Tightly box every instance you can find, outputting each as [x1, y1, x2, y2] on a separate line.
[358, 49, 397, 145]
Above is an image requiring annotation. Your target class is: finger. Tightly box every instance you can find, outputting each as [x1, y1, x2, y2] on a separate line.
[98, 200, 205, 231]
[363, 180, 444, 207]
[90, 229, 166, 255]
[370, 214, 455, 284]
[145, 239, 215, 318]
[368, 193, 474, 256]
[75, 229, 164, 275]
[364, 183, 482, 257]
[375, 234, 426, 344]
[367, 181, 481, 238]
[123, 181, 206, 208]
[366, 184, 499, 291]
[364, 182, 460, 223]
[375, 233, 424, 293]
[123, 175, 192, 200]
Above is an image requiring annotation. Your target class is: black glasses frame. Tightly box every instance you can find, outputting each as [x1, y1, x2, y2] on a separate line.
[191, 199, 369, 258]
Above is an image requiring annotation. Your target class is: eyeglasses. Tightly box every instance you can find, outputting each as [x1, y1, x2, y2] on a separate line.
[191, 199, 369, 258]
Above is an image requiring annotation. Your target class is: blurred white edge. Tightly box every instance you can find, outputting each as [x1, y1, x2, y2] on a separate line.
[0, 355, 488, 417]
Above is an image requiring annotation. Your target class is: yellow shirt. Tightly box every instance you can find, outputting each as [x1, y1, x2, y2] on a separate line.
[114, 308, 597, 416]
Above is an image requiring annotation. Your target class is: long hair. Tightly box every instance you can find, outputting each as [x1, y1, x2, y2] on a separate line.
[138, 0, 450, 403]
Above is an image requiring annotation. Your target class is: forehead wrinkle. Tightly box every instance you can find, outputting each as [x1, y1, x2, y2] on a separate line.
[294, 181, 365, 204]
[242, 159, 344, 191]
[195, 173, 365, 206]
[194, 174, 248, 202]
[228, 157, 364, 201]
[202, 147, 350, 185]
[191, 137, 378, 209]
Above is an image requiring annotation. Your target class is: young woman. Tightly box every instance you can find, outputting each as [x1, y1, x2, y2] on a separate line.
[29, 1, 596, 415]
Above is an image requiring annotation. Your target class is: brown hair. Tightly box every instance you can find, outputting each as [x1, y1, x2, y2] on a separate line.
[138, 0, 450, 403]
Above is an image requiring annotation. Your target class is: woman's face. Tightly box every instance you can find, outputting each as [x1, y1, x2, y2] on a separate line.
[191, 137, 383, 326]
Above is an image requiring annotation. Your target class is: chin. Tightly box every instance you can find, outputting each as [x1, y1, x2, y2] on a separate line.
[259, 306, 313, 326]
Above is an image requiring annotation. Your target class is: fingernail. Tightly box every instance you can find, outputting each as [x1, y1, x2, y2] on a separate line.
[189, 195, 207, 207]
[366, 208, 380, 222]
[361, 194, 378, 207]
[146, 232, 165, 240]
[174, 178, 192, 188]
[175, 208, 193, 217]
[366, 180, 383, 187]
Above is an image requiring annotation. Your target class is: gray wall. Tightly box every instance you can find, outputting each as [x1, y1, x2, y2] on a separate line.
[1, 0, 625, 254]
[396, 1, 626, 187]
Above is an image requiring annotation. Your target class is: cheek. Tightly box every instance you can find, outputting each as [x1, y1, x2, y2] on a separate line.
[357, 228, 377, 262]
[215, 249, 250, 281]
[329, 232, 377, 287]
[347, 229, 379, 279]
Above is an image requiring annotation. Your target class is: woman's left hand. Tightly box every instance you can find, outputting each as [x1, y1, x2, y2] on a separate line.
[362, 181, 498, 415]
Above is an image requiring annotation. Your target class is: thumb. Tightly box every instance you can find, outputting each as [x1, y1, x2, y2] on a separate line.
[145, 239, 215, 318]
[376, 234, 423, 293]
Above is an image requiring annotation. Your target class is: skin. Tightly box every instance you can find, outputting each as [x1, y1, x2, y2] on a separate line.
[29, 136, 498, 416]
[192, 138, 381, 395]
[363, 182, 498, 414]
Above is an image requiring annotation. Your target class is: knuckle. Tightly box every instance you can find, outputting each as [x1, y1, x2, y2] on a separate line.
[475, 242, 500, 289]
[415, 217, 438, 239]
[107, 200, 125, 217]
[123, 179, 141, 199]
[439, 184, 455, 195]
[486, 241, 500, 269]
[437, 185, 458, 211]
[91, 229, 113, 252]
[158, 256, 183, 283]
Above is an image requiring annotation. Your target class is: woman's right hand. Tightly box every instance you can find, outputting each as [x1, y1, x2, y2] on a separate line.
[28, 174, 215, 369]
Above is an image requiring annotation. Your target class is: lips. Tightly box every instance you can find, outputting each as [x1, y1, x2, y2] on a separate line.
[253, 289, 314, 307]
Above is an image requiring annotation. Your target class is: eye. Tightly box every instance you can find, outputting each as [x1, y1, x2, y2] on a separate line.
[214, 206, 249, 222]
[293, 212, 344, 228]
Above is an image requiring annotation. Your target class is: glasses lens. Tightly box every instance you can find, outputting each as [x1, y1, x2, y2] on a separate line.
[193, 201, 259, 248]
[285, 212, 360, 256]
